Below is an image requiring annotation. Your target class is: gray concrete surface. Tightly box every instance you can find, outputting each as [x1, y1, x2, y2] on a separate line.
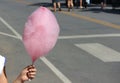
[0, 0, 120, 83]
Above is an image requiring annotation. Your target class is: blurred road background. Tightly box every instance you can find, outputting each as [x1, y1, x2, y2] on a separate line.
[0, 0, 120, 83]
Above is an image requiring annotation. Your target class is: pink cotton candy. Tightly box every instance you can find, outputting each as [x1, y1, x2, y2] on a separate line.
[22, 7, 60, 63]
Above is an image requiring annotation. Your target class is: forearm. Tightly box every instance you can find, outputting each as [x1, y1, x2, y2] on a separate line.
[13, 76, 24, 83]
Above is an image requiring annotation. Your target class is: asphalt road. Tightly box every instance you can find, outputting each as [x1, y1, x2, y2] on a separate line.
[0, 0, 120, 83]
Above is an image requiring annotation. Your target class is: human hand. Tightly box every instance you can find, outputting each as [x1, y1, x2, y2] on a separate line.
[14, 65, 37, 83]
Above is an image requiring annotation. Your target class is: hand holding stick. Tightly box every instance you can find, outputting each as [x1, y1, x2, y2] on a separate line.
[13, 65, 37, 83]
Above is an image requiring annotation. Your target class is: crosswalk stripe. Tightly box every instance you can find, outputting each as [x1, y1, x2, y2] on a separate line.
[75, 43, 120, 62]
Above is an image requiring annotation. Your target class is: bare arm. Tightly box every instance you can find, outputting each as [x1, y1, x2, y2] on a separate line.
[0, 67, 8, 83]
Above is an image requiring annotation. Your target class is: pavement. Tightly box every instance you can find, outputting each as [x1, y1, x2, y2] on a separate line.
[0, 0, 120, 83]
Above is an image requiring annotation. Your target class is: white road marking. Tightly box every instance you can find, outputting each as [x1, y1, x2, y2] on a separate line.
[1, 32, 120, 40]
[0, 17, 22, 40]
[41, 57, 72, 83]
[0, 32, 19, 39]
[75, 43, 120, 62]
[58, 34, 120, 39]
[0, 17, 72, 83]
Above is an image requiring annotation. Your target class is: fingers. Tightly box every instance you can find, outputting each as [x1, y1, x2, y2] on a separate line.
[26, 65, 37, 80]
[27, 72, 36, 80]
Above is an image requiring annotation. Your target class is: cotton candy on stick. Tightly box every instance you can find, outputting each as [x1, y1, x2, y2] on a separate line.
[22, 7, 60, 64]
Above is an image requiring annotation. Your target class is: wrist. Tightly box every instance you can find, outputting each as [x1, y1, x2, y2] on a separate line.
[13, 76, 24, 83]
